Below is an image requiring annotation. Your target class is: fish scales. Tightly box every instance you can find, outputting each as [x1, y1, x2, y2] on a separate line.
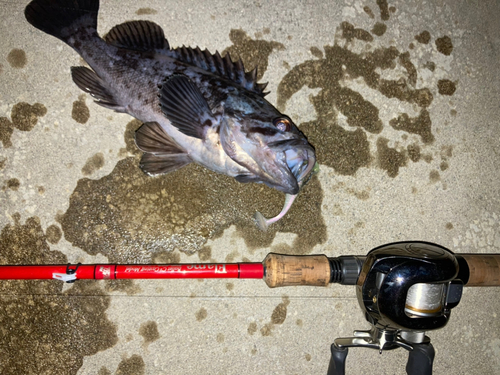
[25, 0, 318, 229]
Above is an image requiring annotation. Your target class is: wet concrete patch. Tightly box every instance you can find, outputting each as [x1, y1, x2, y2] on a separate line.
[435, 36, 453, 55]
[438, 79, 457, 95]
[135, 8, 157, 15]
[260, 296, 290, 336]
[7, 48, 27, 68]
[415, 31, 431, 44]
[81, 152, 105, 176]
[196, 307, 208, 321]
[139, 320, 160, 347]
[72, 94, 90, 124]
[115, 354, 145, 375]
[0, 102, 47, 148]
[222, 29, 285, 81]
[45, 224, 62, 244]
[58, 152, 326, 261]
[277, 21, 452, 179]
[0, 215, 117, 375]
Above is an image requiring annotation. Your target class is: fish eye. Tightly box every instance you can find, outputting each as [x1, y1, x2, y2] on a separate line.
[273, 117, 292, 132]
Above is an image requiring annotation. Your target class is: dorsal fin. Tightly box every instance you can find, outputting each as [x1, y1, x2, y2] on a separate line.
[104, 20, 169, 51]
[171, 46, 268, 97]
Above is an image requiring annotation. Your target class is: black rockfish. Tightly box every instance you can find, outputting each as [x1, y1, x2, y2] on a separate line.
[25, 0, 318, 230]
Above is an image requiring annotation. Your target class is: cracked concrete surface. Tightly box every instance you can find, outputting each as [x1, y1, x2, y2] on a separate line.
[1, 0, 500, 374]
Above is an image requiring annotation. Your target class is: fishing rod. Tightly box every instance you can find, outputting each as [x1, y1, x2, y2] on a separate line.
[1, 241, 499, 374]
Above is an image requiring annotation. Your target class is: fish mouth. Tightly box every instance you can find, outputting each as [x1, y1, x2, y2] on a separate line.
[283, 144, 317, 190]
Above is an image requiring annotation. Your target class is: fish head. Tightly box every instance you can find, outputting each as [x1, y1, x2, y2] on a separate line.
[220, 92, 317, 195]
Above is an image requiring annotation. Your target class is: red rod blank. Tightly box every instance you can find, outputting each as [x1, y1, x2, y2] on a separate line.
[0, 263, 264, 281]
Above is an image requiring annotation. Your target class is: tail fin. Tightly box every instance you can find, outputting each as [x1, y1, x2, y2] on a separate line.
[25, 0, 99, 43]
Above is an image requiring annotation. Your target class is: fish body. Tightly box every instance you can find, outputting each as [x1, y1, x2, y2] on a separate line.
[25, 0, 317, 227]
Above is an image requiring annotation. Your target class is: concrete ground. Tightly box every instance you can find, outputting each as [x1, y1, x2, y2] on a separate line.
[1, 0, 500, 374]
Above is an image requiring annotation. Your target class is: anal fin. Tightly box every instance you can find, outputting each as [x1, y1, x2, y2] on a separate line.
[71, 66, 125, 112]
[135, 121, 191, 175]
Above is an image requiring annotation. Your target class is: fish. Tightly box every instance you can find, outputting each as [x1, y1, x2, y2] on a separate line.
[24, 0, 318, 230]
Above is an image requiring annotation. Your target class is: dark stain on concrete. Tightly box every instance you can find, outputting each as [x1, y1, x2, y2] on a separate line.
[248, 322, 257, 335]
[216, 333, 225, 343]
[222, 29, 285, 81]
[135, 7, 157, 15]
[446, 222, 453, 230]
[260, 296, 290, 336]
[153, 250, 181, 264]
[139, 320, 160, 347]
[277, 25, 438, 178]
[0, 117, 14, 147]
[0, 157, 6, 170]
[415, 31, 431, 44]
[310, 46, 323, 59]
[377, 137, 407, 177]
[435, 36, 453, 55]
[399, 52, 417, 87]
[389, 110, 434, 144]
[0, 215, 117, 375]
[6, 178, 20, 191]
[440, 161, 449, 171]
[363, 6, 375, 19]
[104, 279, 142, 295]
[196, 307, 208, 321]
[99, 367, 112, 375]
[198, 246, 212, 261]
[371, 22, 387, 36]
[271, 296, 290, 324]
[438, 79, 457, 96]
[377, 0, 390, 21]
[7, 48, 27, 68]
[341, 22, 373, 42]
[115, 354, 145, 375]
[226, 282, 234, 291]
[305, 353, 312, 361]
[11, 102, 47, 131]
[81, 152, 105, 176]
[1, 102, 47, 147]
[72, 94, 90, 124]
[429, 170, 441, 183]
[45, 224, 62, 244]
[407, 144, 421, 162]
[424, 61, 436, 71]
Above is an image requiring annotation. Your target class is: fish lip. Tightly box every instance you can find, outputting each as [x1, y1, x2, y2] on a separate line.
[282, 144, 316, 190]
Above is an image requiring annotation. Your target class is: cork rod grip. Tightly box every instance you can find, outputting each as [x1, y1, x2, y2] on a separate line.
[461, 254, 500, 286]
[263, 254, 331, 288]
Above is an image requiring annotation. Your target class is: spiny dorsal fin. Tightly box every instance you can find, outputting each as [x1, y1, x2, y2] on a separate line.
[104, 20, 169, 51]
[171, 46, 268, 97]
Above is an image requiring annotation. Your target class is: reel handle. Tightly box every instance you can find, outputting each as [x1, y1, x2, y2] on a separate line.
[327, 341, 435, 375]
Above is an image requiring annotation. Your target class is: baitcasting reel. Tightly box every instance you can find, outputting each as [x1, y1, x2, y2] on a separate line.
[327, 242, 464, 375]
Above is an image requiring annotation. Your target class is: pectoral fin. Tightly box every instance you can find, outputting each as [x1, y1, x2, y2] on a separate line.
[135, 121, 191, 176]
[159, 75, 214, 139]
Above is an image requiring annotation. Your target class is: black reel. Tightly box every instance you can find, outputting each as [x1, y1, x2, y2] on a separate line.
[327, 242, 464, 375]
